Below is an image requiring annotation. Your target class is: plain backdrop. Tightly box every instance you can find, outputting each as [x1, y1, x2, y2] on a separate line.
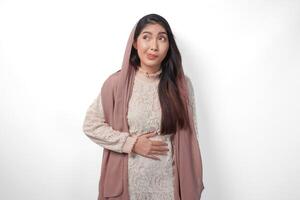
[0, 0, 299, 199]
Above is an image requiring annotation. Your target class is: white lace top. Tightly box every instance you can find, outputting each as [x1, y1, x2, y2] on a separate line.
[83, 68, 198, 200]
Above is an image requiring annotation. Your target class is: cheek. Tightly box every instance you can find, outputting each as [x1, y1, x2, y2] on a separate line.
[161, 44, 169, 56]
[137, 40, 148, 52]
[137, 39, 148, 50]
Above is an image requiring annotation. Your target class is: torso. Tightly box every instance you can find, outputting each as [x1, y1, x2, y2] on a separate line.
[126, 69, 175, 200]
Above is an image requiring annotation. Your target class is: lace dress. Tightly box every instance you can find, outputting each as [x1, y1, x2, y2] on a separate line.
[83, 68, 199, 200]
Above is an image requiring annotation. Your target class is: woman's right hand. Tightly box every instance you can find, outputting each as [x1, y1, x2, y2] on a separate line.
[132, 131, 169, 160]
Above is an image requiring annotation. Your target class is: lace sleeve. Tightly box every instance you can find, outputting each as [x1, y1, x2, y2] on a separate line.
[82, 93, 136, 153]
[186, 76, 199, 140]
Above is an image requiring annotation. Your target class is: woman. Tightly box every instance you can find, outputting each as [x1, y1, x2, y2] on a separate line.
[83, 13, 204, 200]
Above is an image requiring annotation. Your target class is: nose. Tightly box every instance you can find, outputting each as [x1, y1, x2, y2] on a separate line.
[150, 40, 158, 51]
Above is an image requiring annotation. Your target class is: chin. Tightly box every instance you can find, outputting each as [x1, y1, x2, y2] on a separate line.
[145, 64, 160, 69]
[143, 60, 161, 67]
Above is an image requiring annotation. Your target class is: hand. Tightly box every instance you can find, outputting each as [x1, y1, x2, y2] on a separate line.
[133, 131, 169, 160]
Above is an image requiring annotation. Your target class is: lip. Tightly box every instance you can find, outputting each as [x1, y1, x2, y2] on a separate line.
[147, 53, 158, 60]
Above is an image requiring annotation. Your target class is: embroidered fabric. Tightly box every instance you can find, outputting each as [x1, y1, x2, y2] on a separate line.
[83, 71, 198, 200]
[82, 96, 130, 153]
[126, 71, 174, 200]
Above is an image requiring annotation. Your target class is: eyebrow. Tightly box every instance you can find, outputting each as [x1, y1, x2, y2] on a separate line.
[141, 31, 167, 35]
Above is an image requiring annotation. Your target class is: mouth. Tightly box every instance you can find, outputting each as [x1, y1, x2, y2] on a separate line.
[147, 53, 158, 60]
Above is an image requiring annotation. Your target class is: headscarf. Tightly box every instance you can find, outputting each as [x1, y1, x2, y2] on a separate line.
[98, 22, 204, 200]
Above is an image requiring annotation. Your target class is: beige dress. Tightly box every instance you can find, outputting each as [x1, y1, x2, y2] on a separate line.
[83, 68, 199, 200]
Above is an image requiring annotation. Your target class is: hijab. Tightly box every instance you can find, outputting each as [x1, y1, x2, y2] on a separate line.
[98, 22, 204, 200]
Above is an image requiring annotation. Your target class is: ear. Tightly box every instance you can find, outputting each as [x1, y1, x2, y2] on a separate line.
[133, 41, 137, 50]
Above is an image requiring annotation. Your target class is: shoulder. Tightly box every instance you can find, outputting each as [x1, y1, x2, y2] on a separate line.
[101, 69, 121, 95]
[184, 74, 194, 92]
[103, 70, 121, 86]
[184, 74, 191, 84]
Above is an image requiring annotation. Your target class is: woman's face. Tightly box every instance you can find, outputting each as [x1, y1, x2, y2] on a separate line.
[133, 23, 169, 70]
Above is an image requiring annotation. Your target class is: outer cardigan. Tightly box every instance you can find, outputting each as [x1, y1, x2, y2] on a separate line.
[97, 69, 204, 200]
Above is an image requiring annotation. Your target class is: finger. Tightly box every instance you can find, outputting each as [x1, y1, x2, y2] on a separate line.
[144, 154, 160, 160]
[151, 140, 168, 146]
[151, 146, 169, 151]
[144, 131, 157, 138]
[138, 132, 151, 139]
[150, 150, 168, 155]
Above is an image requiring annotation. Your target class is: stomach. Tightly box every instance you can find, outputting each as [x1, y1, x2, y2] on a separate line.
[128, 134, 173, 166]
[127, 134, 175, 195]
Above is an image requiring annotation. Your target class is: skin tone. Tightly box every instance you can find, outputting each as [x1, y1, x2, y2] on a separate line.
[133, 131, 169, 160]
[132, 23, 170, 160]
[133, 23, 169, 74]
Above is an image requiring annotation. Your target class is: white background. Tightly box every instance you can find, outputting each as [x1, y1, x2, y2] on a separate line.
[0, 0, 299, 199]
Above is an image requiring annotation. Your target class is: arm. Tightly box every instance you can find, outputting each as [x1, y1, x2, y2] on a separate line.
[185, 76, 199, 141]
[82, 94, 138, 154]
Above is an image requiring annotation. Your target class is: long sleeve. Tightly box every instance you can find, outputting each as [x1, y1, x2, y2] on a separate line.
[185, 76, 199, 140]
[82, 93, 138, 154]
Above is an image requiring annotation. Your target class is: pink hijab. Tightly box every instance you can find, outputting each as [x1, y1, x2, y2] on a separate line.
[98, 22, 204, 200]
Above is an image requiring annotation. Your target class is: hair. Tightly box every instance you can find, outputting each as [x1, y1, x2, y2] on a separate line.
[129, 13, 191, 135]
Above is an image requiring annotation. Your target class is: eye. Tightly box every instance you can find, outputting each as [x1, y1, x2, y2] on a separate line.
[159, 36, 167, 41]
[142, 35, 149, 40]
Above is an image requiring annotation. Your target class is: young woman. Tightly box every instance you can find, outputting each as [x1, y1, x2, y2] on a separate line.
[83, 13, 204, 200]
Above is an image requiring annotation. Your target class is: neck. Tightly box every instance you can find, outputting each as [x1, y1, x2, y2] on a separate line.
[136, 66, 162, 81]
[138, 65, 161, 74]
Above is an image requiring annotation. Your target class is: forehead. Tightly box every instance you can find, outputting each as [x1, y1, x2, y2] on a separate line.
[140, 23, 167, 35]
